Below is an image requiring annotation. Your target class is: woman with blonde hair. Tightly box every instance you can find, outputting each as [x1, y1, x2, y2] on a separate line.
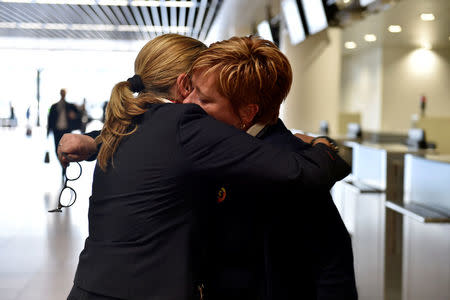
[66, 34, 344, 300]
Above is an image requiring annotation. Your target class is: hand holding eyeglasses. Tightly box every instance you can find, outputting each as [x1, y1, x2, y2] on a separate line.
[48, 162, 82, 213]
[57, 133, 97, 168]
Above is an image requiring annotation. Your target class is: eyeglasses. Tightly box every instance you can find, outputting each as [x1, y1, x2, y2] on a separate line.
[48, 162, 82, 213]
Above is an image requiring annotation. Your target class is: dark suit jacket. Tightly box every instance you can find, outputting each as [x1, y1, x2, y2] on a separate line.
[47, 100, 81, 136]
[74, 104, 345, 300]
[204, 119, 357, 300]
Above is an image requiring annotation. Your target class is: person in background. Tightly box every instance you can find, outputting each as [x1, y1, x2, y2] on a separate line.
[58, 34, 343, 300]
[26, 106, 31, 123]
[101, 100, 108, 123]
[47, 88, 81, 156]
[78, 98, 90, 134]
[9, 101, 16, 122]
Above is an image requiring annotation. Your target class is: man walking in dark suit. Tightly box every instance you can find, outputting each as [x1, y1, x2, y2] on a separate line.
[47, 88, 81, 155]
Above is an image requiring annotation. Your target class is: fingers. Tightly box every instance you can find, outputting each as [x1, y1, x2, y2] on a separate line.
[58, 150, 83, 168]
[57, 133, 96, 165]
[60, 157, 69, 168]
[57, 148, 70, 168]
[58, 133, 74, 154]
[294, 133, 314, 144]
[57, 133, 77, 166]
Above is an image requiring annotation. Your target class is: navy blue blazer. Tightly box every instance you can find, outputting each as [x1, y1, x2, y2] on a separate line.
[204, 119, 357, 300]
[74, 104, 346, 300]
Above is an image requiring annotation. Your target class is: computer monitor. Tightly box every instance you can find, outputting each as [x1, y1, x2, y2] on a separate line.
[281, 0, 306, 45]
[359, 0, 376, 7]
[347, 123, 362, 139]
[319, 120, 329, 135]
[406, 128, 427, 149]
[257, 20, 274, 42]
[257, 19, 279, 46]
[300, 0, 328, 35]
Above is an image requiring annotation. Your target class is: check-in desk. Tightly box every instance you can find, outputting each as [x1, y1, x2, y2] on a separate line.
[385, 154, 450, 300]
[332, 143, 433, 300]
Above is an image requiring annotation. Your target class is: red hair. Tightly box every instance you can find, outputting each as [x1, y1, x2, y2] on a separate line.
[191, 36, 292, 124]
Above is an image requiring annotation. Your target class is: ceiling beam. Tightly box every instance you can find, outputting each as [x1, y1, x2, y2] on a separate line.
[0, 0, 215, 40]
[186, 0, 196, 37]
[69, 4, 106, 39]
[170, 0, 177, 32]
[178, 0, 186, 35]
[130, 5, 151, 40]
[192, 0, 207, 39]
[0, 1, 196, 8]
[198, 0, 218, 41]
[139, 6, 155, 39]
[0, 3, 61, 38]
[160, 0, 170, 33]
[150, 5, 163, 36]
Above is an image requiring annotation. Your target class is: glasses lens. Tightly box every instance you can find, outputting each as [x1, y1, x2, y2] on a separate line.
[59, 187, 76, 207]
[66, 162, 81, 180]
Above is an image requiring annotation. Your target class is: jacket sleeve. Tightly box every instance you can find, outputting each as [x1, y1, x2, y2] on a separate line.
[314, 192, 358, 300]
[85, 130, 101, 140]
[329, 154, 351, 185]
[290, 134, 351, 188]
[47, 105, 55, 136]
[178, 104, 343, 189]
[83, 130, 101, 161]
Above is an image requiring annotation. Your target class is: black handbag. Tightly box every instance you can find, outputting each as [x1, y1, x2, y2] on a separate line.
[44, 151, 50, 163]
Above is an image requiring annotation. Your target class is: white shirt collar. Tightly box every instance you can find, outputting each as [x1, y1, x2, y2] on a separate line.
[246, 123, 267, 137]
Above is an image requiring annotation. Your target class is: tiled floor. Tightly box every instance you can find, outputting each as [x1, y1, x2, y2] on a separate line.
[0, 127, 97, 300]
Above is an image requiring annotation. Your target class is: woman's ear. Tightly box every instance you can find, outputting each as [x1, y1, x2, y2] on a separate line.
[176, 73, 191, 100]
[239, 104, 259, 128]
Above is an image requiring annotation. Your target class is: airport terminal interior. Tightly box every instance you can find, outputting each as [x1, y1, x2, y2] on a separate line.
[0, 0, 449, 299]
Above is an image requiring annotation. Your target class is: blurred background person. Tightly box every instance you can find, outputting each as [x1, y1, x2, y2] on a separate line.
[101, 100, 108, 123]
[78, 98, 92, 134]
[47, 88, 82, 157]
[9, 101, 16, 124]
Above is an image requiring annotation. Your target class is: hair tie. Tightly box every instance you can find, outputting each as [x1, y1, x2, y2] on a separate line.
[127, 74, 145, 93]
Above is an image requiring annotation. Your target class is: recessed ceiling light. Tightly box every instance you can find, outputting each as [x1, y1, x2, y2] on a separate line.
[345, 41, 357, 49]
[388, 25, 402, 33]
[420, 13, 435, 21]
[44, 23, 69, 30]
[343, 0, 351, 3]
[421, 41, 432, 50]
[364, 34, 377, 42]
[0, 22, 16, 29]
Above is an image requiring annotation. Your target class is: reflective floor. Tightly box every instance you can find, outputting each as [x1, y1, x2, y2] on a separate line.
[0, 126, 97, 300]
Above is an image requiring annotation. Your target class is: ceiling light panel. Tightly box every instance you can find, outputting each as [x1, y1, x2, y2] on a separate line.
[345, 41, 357, 49]
[421, 41, 432, 50]
[388, 25, 402, 33]
[420, 13, 435, 21]
[364, 34, 376, 42]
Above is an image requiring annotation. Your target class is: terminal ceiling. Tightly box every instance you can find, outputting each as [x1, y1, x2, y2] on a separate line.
[0, 0, 223, 41]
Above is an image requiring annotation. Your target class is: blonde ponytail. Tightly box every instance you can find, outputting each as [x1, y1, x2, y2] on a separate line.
[96, 34, 206, 171]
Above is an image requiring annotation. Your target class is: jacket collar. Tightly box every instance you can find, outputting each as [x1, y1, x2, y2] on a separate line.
[246, 123, 267, 137]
